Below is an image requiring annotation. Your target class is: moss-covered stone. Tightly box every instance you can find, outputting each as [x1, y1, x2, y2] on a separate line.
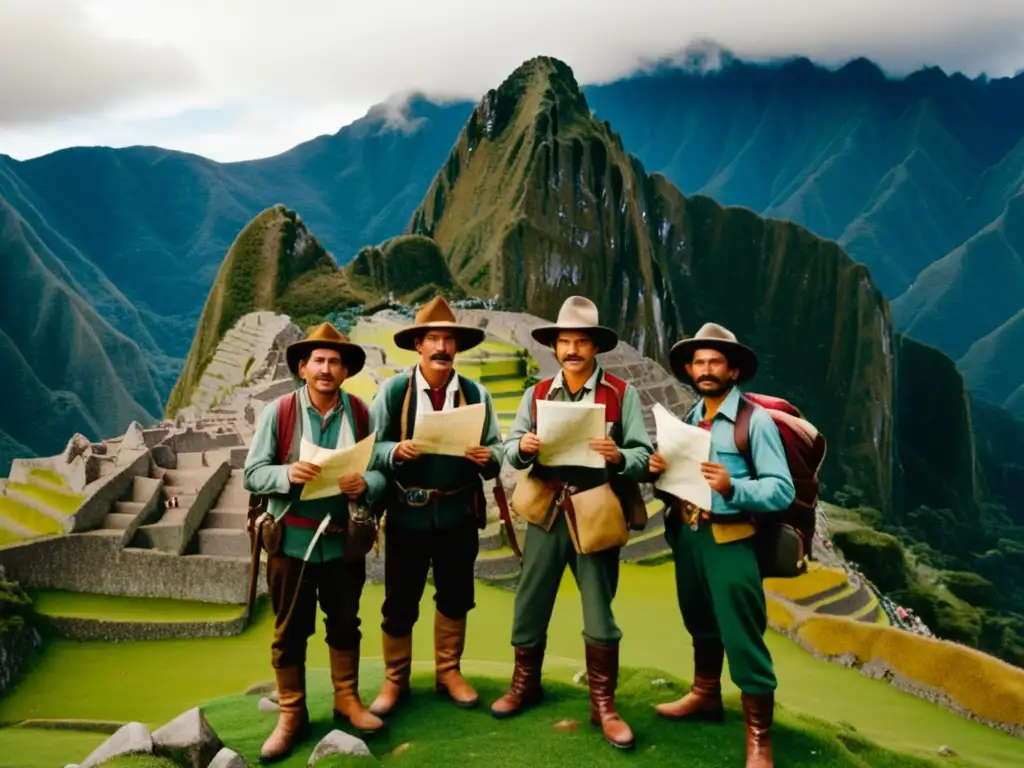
[832, 528, 911, 592]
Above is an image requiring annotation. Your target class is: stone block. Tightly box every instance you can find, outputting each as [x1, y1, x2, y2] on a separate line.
[79, 722, 152, 768]
[152, 706, 223, 768]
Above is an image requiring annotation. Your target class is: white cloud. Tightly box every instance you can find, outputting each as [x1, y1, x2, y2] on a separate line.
[2, 0, 1023, 161]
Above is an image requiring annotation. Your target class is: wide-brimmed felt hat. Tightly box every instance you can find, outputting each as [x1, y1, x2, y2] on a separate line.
[286, 322, 366, 378]
[530, 296, 619, 352]
[669, 322, 758, 384]
[392, 296, 485, 352]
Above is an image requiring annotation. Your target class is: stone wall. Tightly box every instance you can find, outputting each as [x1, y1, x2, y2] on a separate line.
[40, 613, 248, 642]
[0, 536, 265, 604]
[69, 451, 152, 533]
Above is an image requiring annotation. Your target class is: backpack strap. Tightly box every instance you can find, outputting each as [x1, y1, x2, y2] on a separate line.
[348, 393, 370, 441]
[530, 377, 556, 424]
[399, 371, 415, 440]
[733, 395, 757, 479]
[276, 391, 298, 465]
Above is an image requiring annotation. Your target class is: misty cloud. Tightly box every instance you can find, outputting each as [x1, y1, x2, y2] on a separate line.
[0, 0, 198, 125]
[2, 0, 1023, 160]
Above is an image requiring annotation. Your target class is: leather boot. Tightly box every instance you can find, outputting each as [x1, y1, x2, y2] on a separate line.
[491, 644, 545, 718]
[330, 647, 385, 734]
[259, 666, 308, 763]
[369, 632, 413, 716]
[434, 610, 480, 708]
[585, 642, 634, 750]
[742, 692, 774, 768]
[655, 638, 725, 721]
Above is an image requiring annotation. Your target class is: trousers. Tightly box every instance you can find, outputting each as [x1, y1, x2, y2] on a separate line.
[665, 513, 776, 695]
[267, 550, 366, 668]
[381, 517, 479, 637]
[510, 511, 622, 648]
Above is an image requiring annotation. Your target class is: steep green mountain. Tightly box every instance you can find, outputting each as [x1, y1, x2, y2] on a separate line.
[583, 57, 1024, 409]
[406, 55, 978, 520]
[0, 198, 161, 473]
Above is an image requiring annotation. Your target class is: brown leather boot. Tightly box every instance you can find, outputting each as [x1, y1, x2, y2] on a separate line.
[434, 610, 480, 708]
[259, 666, 308, 763]
[369, 632, 413, 716]
[585, 642, 634, 750]
[742, 692, 774, 768]
[330, 647, 385, 734]
[655, 638, 725, 721]
[491, 644, 545, 718]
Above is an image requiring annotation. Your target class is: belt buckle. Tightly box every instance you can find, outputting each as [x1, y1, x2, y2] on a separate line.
[404, 488, 431, 507]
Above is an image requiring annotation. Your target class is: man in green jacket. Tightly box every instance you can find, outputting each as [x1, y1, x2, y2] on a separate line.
[243, 323, 386, 762]
[492, 296, 654, 750]
[367, 296, 504, 716]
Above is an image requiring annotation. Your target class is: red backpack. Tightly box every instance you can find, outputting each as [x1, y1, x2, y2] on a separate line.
[733, 393, 827, 554]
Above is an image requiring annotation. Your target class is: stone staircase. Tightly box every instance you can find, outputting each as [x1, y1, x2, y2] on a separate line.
[193, 469, 250, 558]
[96, 472, 164, 546]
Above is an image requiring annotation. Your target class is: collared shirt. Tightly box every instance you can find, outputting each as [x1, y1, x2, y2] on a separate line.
[296, 385, 354, 451]
[686, 386, 795, 516]
[413, 365, 460, 419]
[545, 367, 600, 403]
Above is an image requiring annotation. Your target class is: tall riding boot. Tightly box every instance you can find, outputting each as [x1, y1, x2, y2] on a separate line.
[585, 642, 635, 750]
[655, 638, 725, 721]
[259, 666, 308, 763]
[741, 692, 775, 768]
[369, 632, 413, 716]
[330, 647, 385, 734]
[434, 610, 480, 708]
[491, 644, 545, 718]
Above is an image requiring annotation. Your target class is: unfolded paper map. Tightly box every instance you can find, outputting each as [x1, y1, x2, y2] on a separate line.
[298, 434, 376, 501]
[536, 400, 605, 468]
[412, 402, 486, 457]
[652, 402, 712, 509]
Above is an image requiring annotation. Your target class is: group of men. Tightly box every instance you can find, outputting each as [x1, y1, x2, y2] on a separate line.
[243, 294, 796, 767]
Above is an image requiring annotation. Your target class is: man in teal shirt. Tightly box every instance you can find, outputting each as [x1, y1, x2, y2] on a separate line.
[244, 323, 386, 762]
[366, 296, 504, 717]
[492, 296, 653, 751]
[649, 322, 795, 768]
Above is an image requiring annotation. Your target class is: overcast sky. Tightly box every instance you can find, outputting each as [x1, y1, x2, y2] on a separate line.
[2, 0, 1023, 162]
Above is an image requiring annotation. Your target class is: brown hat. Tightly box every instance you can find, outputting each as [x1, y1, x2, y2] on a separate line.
[286, 322, 366, 378]
[669, 322, 758, 384]
[393, 296, 485, 352]
[530, 296, 619, 352]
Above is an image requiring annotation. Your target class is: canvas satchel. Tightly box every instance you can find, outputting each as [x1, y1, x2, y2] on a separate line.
[563, 482, 629, 555]
[510, 467, 558, 529]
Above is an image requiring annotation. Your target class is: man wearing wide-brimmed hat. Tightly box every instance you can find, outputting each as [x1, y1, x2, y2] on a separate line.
[648, 322, 795, 768]
[491, 296, 653, 751]
[366, 296, 504, 717]
[243, 322, 386, 761]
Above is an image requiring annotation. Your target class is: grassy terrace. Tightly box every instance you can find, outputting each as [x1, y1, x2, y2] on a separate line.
[2, 565, 1022, 768]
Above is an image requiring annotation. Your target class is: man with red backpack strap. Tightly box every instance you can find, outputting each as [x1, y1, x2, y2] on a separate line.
[648, 322, 796, 768]
[492, 296, 653, 751]
[243, 322, 386, 762]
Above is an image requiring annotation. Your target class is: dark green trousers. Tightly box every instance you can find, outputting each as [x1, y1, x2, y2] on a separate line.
[665, 515, 776, 695]
[510, 512, 622, 648]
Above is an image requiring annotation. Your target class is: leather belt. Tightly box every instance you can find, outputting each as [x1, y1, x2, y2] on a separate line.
[284, 511, 346, 534]
[394, 481, 475, 508]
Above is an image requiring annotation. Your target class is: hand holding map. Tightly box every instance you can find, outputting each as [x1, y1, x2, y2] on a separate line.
[652, 402, 712, 509]
[412, 402, 486, 457]
[536, 400, 606, 468]
[298, 434, 376, 501]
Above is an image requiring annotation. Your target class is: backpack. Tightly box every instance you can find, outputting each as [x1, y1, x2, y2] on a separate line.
[531, 371, 648, 531]
[733, 392, 826, 552]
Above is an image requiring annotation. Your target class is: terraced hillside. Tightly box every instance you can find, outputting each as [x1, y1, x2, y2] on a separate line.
[0, 467, 85, 546]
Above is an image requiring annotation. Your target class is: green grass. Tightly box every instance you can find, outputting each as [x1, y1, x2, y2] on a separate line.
[0, 497, 63, 535]
[1, 565, 1021, 767]
[28, 590, 246, 623]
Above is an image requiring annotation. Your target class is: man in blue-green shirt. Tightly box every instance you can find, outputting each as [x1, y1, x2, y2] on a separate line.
[649, 323, 795, 768]
[243, 322, 386, 762]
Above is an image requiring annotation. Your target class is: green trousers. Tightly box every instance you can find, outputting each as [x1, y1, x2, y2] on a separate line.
[665, 516, 776, 695]
[510, 512, 622, 648]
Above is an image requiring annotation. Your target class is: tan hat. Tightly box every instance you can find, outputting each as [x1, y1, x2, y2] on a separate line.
[286, 322, 366, 378]
[392, 296, 485, 352]
[669, 323, 758, 384]
[531, 295, 619, 352]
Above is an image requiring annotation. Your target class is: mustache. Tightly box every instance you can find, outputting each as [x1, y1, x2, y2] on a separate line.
[563, 355, 585, 362]
[697, 375, 722, 384]
[430, 352, 453, 362]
